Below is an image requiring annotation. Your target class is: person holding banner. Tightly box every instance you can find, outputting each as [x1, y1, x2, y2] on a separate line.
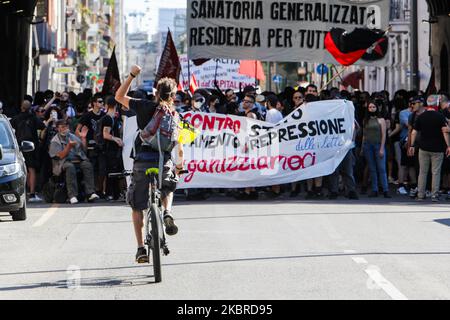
[115, 65, 185, 263]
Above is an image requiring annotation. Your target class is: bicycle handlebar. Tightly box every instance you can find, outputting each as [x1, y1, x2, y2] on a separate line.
[108, 169, 189, 178]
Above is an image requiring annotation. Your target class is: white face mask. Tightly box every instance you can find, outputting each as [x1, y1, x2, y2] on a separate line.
[59, 129, 70, 137]
[194, 101, 203, 110]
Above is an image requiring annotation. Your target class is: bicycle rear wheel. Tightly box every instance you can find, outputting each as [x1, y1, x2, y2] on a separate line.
[150, 203, 162, 283]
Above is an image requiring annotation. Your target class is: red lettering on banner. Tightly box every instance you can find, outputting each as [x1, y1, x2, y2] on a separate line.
[183, 153, 317, 183]
[181, 113, 241, 134]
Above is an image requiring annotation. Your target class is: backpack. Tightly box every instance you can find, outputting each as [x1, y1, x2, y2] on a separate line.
[15, 116, 34, 143]
[94, 115, 114, 151]
[140, 105, 180, 153]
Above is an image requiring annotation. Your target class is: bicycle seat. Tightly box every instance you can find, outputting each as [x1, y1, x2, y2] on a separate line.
[145, 168, 159, 176]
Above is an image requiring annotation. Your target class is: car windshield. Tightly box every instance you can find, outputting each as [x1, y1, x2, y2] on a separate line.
[0, 121, 14, 149]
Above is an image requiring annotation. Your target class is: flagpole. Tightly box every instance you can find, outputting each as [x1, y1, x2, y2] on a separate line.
[320, 66, 348, 91]
[187, 59, 191, 96]
[214, 60, 219, 86]
[255, 60, 258, 87]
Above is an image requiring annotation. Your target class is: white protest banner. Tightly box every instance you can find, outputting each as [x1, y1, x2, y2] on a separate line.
[177, 99, 355, 189]
[179, 54, 256, 90]
[187, 0, 390, 65]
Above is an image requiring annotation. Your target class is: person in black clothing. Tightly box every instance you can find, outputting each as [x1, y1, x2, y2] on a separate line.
[76, 93, 106, 195]
[98, 96, 124, 200]
[409, 105, 450, 201]
[115, 65, 185, 263]
[10, 100, 46, 202]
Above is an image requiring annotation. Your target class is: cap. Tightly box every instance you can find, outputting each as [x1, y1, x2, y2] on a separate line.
[409, 96, 425, 104]
[243, 85, 256, 94]
[255, 94, 266, 103]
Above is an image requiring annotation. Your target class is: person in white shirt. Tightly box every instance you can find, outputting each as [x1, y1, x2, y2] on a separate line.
[265, 95, 283, 198]
[265, 95, 283, 124]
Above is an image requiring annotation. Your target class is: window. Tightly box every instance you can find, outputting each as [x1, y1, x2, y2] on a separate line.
[0, 122, 14, 150]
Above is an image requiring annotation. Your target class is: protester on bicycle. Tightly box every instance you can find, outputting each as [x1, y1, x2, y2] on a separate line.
[115, 65, 185, 263]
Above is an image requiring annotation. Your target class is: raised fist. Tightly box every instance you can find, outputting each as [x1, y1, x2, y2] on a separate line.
[130, 65, 142, 77]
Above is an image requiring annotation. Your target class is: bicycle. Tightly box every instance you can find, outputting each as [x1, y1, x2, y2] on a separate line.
[109, 167, 187, 283]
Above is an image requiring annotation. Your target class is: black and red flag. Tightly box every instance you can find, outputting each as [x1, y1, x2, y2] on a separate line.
[325, 28, 388, 66]
[154, 30, 181, 87]
[101, 47, 121, 96]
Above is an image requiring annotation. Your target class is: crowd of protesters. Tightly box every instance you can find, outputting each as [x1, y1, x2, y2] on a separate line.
[1, 82, 449, 204]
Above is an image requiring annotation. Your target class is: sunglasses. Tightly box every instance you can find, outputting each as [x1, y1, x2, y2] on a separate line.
[293, 96, 303, 100]
[97, 100, 104, 103]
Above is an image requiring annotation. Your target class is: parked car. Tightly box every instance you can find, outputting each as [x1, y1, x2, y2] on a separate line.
[0, 114, 34, 221]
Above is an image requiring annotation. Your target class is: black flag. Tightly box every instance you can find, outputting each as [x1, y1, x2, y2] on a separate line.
[325, 28, 388, 66]
[102, 47, 121, 96]
[154, 30, 181, 87]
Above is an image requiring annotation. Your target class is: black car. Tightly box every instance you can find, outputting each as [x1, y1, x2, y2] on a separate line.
[0, 114, 34, 221]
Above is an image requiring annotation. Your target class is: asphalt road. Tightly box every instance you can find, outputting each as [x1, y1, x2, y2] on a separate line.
[0, 194, 449, 300]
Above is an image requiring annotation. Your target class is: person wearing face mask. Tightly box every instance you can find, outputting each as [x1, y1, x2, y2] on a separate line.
[206, 95, 226, 114]
[174, 94, 189, 113]
[192, 93, 207, 112]
[49, 120, 99, 204]
[362, 100, 391, 198]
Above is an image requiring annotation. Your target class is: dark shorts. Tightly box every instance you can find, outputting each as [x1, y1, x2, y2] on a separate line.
[24, 150, 39, 169]
[98, 150, 124, 177]
[126, 158, 178, 211]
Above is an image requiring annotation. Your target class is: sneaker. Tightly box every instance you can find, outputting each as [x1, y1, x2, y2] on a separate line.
[431, 195, 439, 202]
[409, 187, 418, 198]
[29, 194, 43, 203]
[416, 197, 425, 202]
[347, 191, 359, 200]
[88, 193, 100, 202]
[425, 191, 432, 199]
[388, 177, 395, 184]
[135, 247, 149, 263]
[163, 213, 178, 236]
[397, 186, 408, 195]
[69, 197, 79, 204]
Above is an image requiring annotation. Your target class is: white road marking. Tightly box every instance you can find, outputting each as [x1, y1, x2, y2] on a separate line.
[32, 205, 59, 227]
[352, 257, 368, 264]
[344, 249, 356, 254]
[365, 268, 408, 300]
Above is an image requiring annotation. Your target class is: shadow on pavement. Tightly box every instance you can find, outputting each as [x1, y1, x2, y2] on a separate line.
[1, 251, 450, 280]
[0, 274, 155, 292]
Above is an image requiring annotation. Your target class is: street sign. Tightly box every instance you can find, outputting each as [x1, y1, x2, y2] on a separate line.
[54, 67, 76, 74]
[272, 74, 282, 84]
[316, 64, 329, 75]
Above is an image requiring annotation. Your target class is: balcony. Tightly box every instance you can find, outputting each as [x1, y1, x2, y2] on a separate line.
[32, 22, 57, 55]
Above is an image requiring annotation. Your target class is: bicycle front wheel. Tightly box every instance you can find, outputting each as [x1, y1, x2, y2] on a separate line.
[150, 203, 162, 283]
